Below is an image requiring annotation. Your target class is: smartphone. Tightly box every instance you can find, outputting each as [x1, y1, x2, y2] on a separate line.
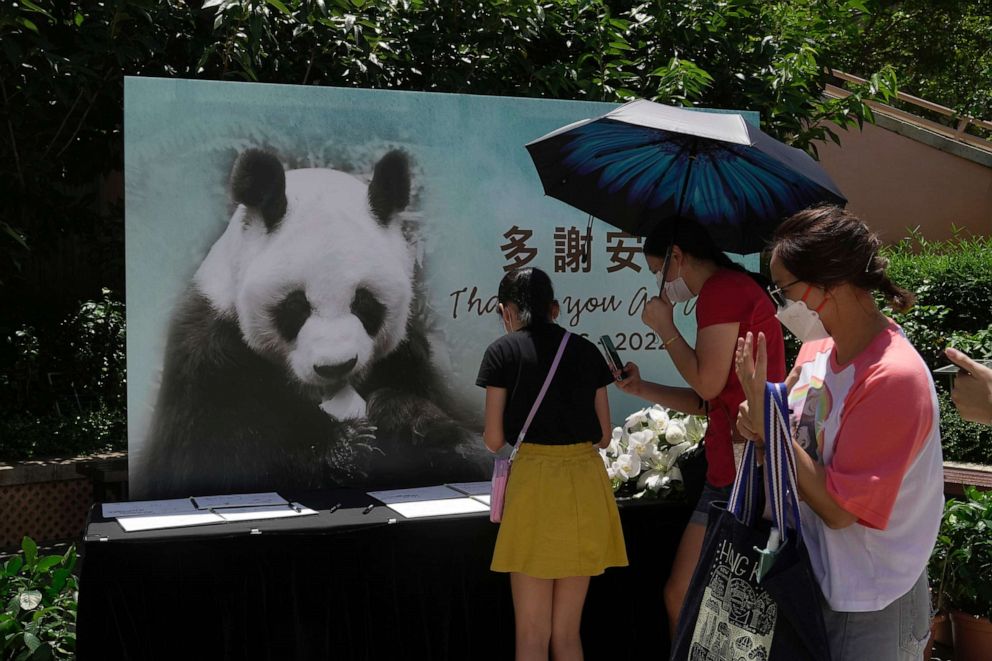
[933, 359, 992, 376]
[599, 335, 626, 380]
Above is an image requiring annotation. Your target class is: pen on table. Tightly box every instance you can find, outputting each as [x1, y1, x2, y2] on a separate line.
[362, 503, 375, 515]
[328, 502, 342, 514]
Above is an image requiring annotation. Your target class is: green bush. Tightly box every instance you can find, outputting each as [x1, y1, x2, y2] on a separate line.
[0, 405, 125, 462]
[930, 486, 992, 620]
[883, 232, 992, 370]
[882, 233, 992, 465]
[0, 537, 77, 660]
[937, 391, 992, 465]
[0, 289, 125, 462]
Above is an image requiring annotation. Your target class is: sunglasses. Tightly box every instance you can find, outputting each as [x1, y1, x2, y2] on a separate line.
[766, 279, 802, 307]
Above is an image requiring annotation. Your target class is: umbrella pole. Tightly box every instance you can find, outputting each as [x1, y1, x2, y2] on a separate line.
[660, 142, 696, 292]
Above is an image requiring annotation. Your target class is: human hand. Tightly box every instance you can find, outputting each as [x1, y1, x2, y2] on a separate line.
[641, 295, 675, 334]
[736, 401, 763, 445]
[735, 332, 767, 441]
[615, 362, 643, 395]
[946, 347, 992, 425]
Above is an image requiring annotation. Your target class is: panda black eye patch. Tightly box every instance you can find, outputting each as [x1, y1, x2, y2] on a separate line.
[273, 290, 311, 342]
[351, 287, 386, 336]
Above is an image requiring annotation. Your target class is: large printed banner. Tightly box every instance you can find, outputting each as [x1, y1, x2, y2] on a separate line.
[125, 77, 757, 498]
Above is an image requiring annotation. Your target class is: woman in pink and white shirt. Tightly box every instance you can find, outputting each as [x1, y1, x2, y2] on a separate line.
[735, 206, 943, 661]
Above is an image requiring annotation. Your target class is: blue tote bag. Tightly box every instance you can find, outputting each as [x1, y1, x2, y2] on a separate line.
[670, 382, 831, 661]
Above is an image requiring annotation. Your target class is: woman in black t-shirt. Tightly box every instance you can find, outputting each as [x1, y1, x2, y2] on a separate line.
[477, 267, 628, 661]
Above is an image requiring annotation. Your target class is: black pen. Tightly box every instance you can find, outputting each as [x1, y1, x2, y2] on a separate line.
[328, 503, 341, 514]
[362, 503, 375, 515]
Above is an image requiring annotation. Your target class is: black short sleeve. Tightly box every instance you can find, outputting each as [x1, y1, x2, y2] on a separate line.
[476, 341, 507, 388]
[587, 341, 616, 389]
[476, 326, 615, 445]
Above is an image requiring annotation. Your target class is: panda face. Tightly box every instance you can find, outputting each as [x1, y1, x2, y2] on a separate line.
[195, 151, 414, 399]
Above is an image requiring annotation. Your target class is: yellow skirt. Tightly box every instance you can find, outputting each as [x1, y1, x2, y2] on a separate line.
[491, 442, 628, 579]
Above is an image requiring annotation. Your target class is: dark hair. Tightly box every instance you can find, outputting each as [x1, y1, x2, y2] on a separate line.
[497, 267, 556, 327]
[772, 205, 915, 313]
[643, 218, 768, 288]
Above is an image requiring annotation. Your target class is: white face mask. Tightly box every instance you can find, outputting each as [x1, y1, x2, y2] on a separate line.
[657, 262, 694, 303]
[775, 299, 829, 342]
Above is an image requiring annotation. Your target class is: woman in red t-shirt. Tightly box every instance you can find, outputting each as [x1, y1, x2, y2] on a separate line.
[615, 219, 785, 638]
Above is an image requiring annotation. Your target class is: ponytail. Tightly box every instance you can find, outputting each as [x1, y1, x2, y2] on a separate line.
[774, 205, 915, 313]
[497, 267, 556, 327]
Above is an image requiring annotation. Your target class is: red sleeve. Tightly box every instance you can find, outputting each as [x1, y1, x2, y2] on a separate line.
[825, 363, 934, 530]
[696, 271, 755, 329]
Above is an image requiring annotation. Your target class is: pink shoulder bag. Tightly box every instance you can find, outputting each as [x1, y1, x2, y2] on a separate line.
[490, 331, 571, 523]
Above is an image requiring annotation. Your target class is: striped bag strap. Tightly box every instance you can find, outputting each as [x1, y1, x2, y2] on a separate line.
[764, 381, 804, 543]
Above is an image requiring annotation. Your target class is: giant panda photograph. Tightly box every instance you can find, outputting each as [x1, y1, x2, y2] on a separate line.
[131, 145, 488, 499]
[125, 81, 649, 500]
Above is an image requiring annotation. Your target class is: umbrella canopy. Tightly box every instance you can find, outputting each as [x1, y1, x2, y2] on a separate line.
[526, 99, 846, 254]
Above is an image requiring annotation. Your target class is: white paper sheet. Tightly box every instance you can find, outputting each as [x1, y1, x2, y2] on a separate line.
[116, 511, 225, 532]
[191, 492, 288, 509]
[215, 503, 317, 522]
[470, 495, 491, 506]
[102, 498, 196, 518]
[446, 481, 491, 496]
[368, 485, 465, 504]
[386, 498, 490, 518]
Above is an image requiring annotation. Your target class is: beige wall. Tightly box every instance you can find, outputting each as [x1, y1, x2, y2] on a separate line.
[815, 120, 992, 243]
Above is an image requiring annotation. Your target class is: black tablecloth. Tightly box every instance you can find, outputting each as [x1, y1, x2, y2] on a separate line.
[77, 489, 691, 660]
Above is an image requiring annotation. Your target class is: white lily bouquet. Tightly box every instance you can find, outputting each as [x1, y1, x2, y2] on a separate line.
[601, 404, 706, 499]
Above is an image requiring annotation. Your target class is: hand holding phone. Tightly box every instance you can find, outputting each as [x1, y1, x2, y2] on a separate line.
[599, 335, 626, 380]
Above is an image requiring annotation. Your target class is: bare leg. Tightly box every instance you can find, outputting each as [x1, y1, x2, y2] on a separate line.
[663, 522, 706, 639]
[549, 576, 590, 661]
[511, 572, 554, 661]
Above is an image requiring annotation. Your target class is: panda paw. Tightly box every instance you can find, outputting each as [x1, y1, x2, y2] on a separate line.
[319, 417, 383, 482]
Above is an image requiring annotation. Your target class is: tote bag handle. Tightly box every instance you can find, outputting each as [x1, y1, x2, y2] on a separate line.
[764, 381, 804, 543]
[728, 382, 804, 543]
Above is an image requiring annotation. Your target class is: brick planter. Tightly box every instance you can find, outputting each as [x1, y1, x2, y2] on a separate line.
[0, 452, 127, 549]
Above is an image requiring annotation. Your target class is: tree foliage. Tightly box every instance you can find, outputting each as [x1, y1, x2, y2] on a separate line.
[0, 0, 963, 457]
[839, 0, 992, 119]
[0, 0, 896, 301]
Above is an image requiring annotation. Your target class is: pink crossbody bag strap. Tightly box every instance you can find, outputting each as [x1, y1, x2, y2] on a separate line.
[511, 331, 571, 458]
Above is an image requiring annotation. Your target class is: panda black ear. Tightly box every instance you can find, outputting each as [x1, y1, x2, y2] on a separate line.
[230, 149, 288, 232]
[368, 150, 410, 226]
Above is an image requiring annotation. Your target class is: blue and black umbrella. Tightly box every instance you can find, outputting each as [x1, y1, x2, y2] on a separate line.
[526, 99, 846, 254]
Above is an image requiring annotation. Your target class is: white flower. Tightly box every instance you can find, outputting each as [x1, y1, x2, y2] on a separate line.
[666, 441, 692, 464]
[638, 468, 672, 492]
[599, 448, 612, 469]
[646, 406, 670, 434]
[685, 415, 706, 442]
[636, 468, 660, 490]
[639, 442, 663, 466]
[665, 419, 687, 445]
[624, 410, 649, 433]
[627, 429, 655, 456]
[607, 427, 625, 456]
[667, 466, 683, 484]
[613, 453, 641, 481]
